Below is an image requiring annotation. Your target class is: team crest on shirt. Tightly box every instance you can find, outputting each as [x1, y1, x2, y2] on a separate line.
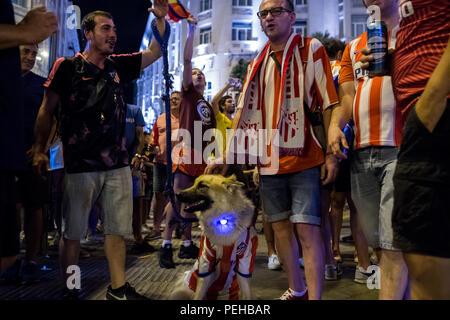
[109, 71, 120, 84]
[236, 242, 247, 256]
[197, 100, 212, 125]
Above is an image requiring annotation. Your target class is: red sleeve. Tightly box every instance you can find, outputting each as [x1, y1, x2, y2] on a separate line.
[151, 118, 159, 146]
[339, 43, 354, 84]
[311, 41, 339, 109]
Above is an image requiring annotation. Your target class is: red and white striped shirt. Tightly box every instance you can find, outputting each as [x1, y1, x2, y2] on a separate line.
[183, 227, 258, 300]
[392, 0, 450, 114]
[339, 32, 404, 150]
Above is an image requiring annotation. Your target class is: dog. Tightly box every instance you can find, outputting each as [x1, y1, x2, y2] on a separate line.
[169, 174, 258, 300]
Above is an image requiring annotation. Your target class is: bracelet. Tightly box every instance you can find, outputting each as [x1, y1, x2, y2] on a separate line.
[134, 153, 142, 159]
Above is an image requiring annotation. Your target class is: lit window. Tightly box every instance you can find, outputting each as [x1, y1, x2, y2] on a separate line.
[294, 20, 307, 37]
[351, 15, 368, 38]
[200, 26, 212, 44]
[200, 0, 212, 12]
[232, 0, 252, 6]
[232, 22, 252, 41]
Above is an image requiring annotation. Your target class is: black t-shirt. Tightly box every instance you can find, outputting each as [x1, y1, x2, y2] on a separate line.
[44, 52, 142, 173]
[23, 72, 46, 154]
[0, 0, 25, 171]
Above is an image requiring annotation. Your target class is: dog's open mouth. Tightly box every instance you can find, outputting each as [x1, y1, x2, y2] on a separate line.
[184, 198, 212, 213]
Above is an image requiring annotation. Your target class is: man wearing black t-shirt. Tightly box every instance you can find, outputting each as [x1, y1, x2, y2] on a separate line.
[0, 1, 57, 283]
[31, 1, 169, 300]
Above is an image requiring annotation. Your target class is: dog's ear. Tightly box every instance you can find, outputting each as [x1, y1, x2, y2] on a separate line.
[223, 175, 245, 193]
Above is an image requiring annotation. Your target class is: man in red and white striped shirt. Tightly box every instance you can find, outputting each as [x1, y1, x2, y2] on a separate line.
[206, 0, 339, 300]
[390, 0, 450, 300]
[328, 0, 410, 300]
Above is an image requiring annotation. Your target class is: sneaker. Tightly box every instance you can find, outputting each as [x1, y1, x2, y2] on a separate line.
[341, 235, 354, 243]
[354, 265, 374, 284]
[354, 250, 359, 264]
[268, 254, 281, 270]
[158, 244, 175, 268]
[106, 282, 149, 300]
[144, 229, 161, 241]
[0, 258, 22, 285]
[62, 288, 80, 300]
[21, 261, 40, 284]
[298, 257, 304, 268]
[129, 242, 156, 255]
[278, 288, 308, 300]
[178, 242, 199, 259]
[79, 249, 91, 259]
[333, 249, 343, 264]
[325, 264, 342, 281]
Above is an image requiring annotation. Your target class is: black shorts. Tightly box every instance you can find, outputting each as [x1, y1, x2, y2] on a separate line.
[392, 102, 450, 258]
[0, 171, 20, 258]
[153, 162, 167, 194]
[16, 170, 49, 210]
[334, 158, 351, 193]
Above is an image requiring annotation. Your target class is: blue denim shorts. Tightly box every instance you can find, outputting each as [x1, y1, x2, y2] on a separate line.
[259, 167, 321, 225]
[62, 166, 133, 240]
[350, 147, 398, 250]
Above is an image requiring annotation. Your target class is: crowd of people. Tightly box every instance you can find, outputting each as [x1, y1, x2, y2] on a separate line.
[0, 0, 448, 300]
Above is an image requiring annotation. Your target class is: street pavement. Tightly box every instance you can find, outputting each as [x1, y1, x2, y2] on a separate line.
[0, 211, 378, 300]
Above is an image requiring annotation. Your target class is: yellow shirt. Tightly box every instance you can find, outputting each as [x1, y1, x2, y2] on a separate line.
[215, 112, 232, 158]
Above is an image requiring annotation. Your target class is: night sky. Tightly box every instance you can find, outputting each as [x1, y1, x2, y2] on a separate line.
[72, 0, 152, 54]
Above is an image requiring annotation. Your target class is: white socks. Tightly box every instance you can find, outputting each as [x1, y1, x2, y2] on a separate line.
[183, 240, 191, 247]
[162, 240, 172, 247]
[290, 287, 307, 296]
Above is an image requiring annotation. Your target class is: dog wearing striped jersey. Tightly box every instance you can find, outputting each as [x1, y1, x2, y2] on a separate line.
[170, 174, 258, 300]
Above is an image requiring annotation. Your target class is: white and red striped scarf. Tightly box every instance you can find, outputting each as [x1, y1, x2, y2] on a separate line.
[230, 33, 307, 163]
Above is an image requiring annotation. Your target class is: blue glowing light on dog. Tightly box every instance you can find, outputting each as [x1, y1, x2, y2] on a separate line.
[211, 213, 236, 235]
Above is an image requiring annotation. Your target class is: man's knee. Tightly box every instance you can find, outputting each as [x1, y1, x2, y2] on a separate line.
[271, 219, 292, 235]
[296, 224, 321, 248]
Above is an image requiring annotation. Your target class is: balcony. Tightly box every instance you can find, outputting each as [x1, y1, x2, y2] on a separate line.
[352, 0, 365, 7]
[198, 10, 212, 21]
[232, 8, 253, 16]
[195, 43, 212, 56]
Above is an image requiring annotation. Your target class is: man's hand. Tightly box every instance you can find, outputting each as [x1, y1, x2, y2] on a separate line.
[187, 15, 198, 29]
[17, 7, 58, 45]
[228, 77, 242, 89]
[204, 157, 228, 175]
[321, 154, 339, 185]
[360, 46, 395, 76]
[328, 124, 348, 159]
[148, 0, 168, 19]
[32, 151, 50, 178]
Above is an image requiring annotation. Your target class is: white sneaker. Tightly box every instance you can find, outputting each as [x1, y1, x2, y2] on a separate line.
[268, 254, 281, 270]
[354, 266, 373, 284]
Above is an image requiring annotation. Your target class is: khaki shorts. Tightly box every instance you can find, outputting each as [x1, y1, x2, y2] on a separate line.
[62, 166, 132, 240]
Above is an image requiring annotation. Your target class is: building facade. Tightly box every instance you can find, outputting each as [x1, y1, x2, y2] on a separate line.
[137, 0, 368, 130]
[12, 0, 80, 78]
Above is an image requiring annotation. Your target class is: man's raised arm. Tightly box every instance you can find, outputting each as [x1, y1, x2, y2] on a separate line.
[141, 0, 169, 70]
[182, 16, 197, 89]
